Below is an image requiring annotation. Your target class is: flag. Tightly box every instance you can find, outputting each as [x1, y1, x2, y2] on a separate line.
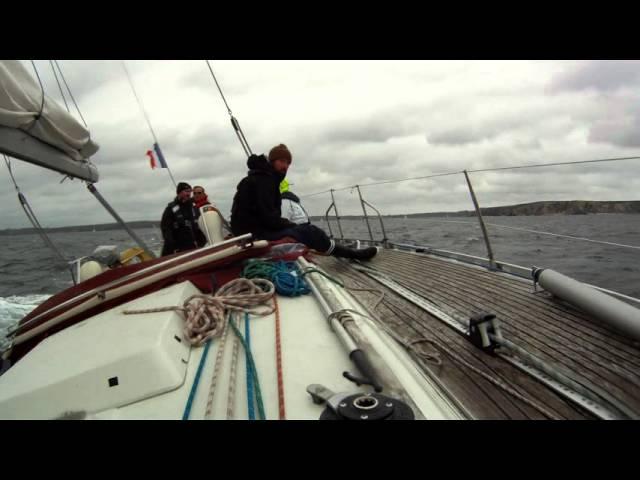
[153, 142, 168, 168]
[146, 149, 158, 169]
[146, 143, 169, 170]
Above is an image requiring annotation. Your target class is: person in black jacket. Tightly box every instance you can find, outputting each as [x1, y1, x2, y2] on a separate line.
[160, 182, 207, 256]
[230, 144, 377, 260]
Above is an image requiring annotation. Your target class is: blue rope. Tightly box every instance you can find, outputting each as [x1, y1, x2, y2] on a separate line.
[280, 260, 311, 296]
[227, 316, 266, 419]
[245, 312, 255, 420]
[182, 340, 212, 420]
[243, 259, 310, 297]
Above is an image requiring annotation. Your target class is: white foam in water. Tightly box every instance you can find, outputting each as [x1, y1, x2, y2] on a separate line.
[0, 294, 51, 349]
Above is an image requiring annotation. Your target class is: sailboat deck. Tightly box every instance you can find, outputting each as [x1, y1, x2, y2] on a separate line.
[311, 249, 640, 419]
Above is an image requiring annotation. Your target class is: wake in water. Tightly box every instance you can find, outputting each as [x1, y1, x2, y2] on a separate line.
[0, 294, 51, 350]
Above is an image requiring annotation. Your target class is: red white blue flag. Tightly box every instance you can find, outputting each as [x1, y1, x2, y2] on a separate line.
[147, 142, 168, 169]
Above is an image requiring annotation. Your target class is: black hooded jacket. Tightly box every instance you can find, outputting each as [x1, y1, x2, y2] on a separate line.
[160, 198, 206, 255]
[230, 154, 296, 236]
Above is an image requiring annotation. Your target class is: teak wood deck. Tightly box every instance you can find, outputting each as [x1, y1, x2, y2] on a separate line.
[311, 249, 640, 419]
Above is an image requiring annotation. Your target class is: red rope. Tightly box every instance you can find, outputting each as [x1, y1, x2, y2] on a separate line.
[274, 296, 286, 419]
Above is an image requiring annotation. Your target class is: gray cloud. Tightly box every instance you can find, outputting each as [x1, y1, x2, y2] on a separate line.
[427, 126, 481, 146]
[548, 60, 640, 93]
[425, 97, 596, 147]
[545, 61, 640, 148]
[35, 60, 124, 107]
[178, 66, 252, 99]
[589, 114, 640, 148]
[317, 105, 425, 144]
[584, 91, 640, 148]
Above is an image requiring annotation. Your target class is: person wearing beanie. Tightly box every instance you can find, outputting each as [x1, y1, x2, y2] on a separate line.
[176, 182, 191, 195]
[160, 181, 207, 256]
[230, 144, 378, 261]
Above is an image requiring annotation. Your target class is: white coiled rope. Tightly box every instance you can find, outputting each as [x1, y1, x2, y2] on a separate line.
[123, 278, 275, 346]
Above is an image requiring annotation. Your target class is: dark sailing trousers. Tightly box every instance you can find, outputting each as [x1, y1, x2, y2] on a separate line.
[255, 224, 333, 253]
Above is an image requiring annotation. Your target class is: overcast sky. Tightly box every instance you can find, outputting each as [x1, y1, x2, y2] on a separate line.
[1, 60, 640, 229]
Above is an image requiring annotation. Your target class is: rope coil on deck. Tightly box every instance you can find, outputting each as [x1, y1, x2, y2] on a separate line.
[243, 260, 311, 297]
[123, 277, 275, 346]
[125, 278, 273, 420]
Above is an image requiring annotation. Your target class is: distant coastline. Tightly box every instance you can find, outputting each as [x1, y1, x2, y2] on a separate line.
[1, 200, 638, 235]
[373, 200, 640, 219]
[0, 221, 158, 236]
[313, 200, 640, 221]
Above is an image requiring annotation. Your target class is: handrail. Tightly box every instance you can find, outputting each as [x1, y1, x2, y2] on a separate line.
[323, 190, 345, 240]
[463, 170, 496, 269]
[355, 185, 374, 241]
[330, 189, 344, 239]
[353, 185, 390, 245]
[324, 202, 336, 238]
[361, 199, 389, 245]
[302, 156, 640, 278]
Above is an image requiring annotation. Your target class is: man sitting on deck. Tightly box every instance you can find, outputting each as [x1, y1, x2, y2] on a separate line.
[230, 144, 377, 260]
[161, 182, 207, 256]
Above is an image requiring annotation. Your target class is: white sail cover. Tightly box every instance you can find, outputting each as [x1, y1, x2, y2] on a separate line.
[0, 60, 99, 161]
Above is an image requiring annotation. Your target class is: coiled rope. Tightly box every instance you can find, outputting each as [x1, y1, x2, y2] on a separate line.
[242, 260, 312, 297]
[123, 277, 275, 346]
[124, 278, 272, 419]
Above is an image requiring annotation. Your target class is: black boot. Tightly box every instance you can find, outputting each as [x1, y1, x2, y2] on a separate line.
[331, 244, 378, 261]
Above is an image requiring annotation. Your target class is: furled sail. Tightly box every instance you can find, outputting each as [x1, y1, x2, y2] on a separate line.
[0, 60, 99, 182]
